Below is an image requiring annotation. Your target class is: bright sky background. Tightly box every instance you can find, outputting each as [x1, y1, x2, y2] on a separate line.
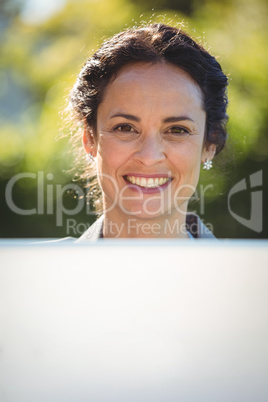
[20, 0, 67, 23]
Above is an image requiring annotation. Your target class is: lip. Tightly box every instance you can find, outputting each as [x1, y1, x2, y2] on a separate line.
[124, 173, 172, 178]
[123, 174, 173, 194]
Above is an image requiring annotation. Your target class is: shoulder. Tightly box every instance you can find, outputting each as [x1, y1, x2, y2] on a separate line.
[29, 237, 76, 245]
[186, 213, 216, 239]
[75, 215, 104, 242]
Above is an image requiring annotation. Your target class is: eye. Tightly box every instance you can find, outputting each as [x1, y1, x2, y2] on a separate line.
[113, 124, 135, 132]
[166, 126, 190, 135]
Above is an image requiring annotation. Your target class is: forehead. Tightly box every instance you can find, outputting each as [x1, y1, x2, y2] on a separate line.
[99, 62, 205, 116]
[116, 62, 199, 85]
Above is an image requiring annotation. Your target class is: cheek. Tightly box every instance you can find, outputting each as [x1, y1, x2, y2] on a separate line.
[171, 145, 202, 200]
[98, 151, 125, 174]
[171, 141, 202, 170]
[97, 138, 134, 172]
[97, 140, 117, 170]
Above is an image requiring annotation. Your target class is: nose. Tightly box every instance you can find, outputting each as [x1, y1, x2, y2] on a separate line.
[133, 136, 166, 166]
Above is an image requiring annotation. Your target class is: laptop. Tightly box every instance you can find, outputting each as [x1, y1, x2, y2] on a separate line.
[1, 239, 268, 402]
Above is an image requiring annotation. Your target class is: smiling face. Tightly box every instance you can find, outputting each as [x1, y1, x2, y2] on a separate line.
[84, 62, 215, 224]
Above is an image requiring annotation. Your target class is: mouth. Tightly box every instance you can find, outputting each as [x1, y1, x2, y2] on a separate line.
[123, 175, 173, 189]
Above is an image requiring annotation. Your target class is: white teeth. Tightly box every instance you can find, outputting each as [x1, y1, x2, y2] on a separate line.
[140, 178, 146, 187]
[147, 178, 154, 188]
[126, 176, 171, 188]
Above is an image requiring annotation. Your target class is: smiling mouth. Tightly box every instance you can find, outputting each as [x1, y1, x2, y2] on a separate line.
[124, 175, 172, 188]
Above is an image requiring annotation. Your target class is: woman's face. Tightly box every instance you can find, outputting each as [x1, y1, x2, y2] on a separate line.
[84, 62, 214, 220]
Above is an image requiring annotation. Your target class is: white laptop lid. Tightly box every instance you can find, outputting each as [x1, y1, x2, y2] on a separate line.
[1, 240, 268, 402]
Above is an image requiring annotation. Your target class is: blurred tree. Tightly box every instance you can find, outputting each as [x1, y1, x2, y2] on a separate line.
[0, 0, 22, 30]
[129, 0, 196, 15]
[190, 0, 268, 238]
[0, 0, 267, 238]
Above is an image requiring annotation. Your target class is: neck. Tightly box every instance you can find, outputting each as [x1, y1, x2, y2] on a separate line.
[102, 208, 190, 239]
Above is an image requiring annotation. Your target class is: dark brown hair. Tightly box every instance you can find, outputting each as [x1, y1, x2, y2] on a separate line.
[69, 23, 228, 154]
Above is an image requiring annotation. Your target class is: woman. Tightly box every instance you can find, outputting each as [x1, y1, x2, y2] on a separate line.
[68, 23, 228, 240]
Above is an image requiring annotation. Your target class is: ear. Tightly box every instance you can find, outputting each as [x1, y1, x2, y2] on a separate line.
[83, 125, 97, 157]
[201, 143, 216, 163]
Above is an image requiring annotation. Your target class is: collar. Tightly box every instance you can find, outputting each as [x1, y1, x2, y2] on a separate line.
[76, 214, 215, 242]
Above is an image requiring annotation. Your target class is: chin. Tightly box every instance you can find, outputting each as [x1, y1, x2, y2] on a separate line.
[119, 200, 172, 220]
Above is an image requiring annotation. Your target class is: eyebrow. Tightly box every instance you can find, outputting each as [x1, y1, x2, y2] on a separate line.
[110, 113, 140, 122]
[110, 113, 194, 123]
[163, 116, 194, 123]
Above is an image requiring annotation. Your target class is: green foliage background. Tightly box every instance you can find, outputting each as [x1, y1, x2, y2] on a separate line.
[1, 0, 267, 238]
